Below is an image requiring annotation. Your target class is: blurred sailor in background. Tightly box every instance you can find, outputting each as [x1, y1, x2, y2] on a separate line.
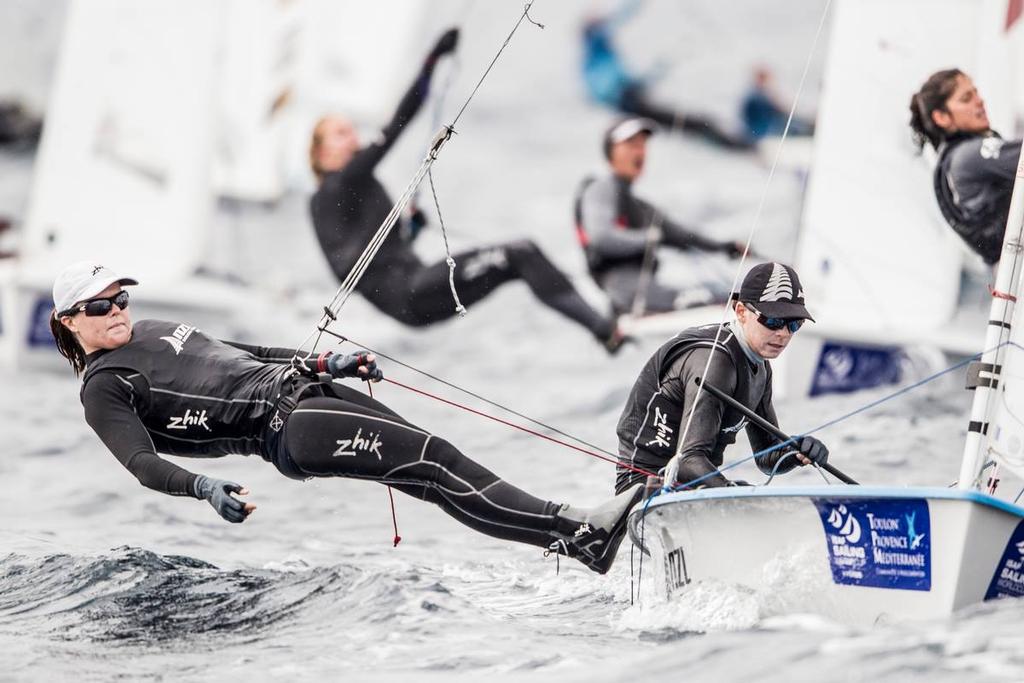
[910, 68, 1021, 266]
[310, 28, 627, 353]
[574, 117, 745, 315]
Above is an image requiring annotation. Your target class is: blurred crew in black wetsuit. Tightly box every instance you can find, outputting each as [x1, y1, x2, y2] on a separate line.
[309, 28, 626, 352]
[910, 69, 1022, 265]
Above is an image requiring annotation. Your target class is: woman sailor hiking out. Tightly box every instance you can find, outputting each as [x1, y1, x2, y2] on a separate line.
[910, 68, 1022, 265]
[309, 27, 627, 353]
[51, 261, 642, 574]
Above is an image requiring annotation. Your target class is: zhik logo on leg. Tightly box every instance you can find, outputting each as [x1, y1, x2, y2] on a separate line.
[333, 428, 384, 460]
[167, 408, 212, 432]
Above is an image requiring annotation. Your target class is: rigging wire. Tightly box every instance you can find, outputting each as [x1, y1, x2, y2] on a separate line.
[290, 1, 545, 368]
[663, 0, 834, 489]
[318, 326, 624, 462]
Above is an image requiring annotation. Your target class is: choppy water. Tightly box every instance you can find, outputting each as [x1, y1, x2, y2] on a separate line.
[4, 1, 1024, 681]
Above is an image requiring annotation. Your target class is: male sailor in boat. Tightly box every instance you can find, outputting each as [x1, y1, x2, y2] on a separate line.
[910, 69, 1021, 265]
[573, 117, 746, 315]
[309, 28, 626, 353]
[613, 262, 829, 493]
[51, 261, 642, 574]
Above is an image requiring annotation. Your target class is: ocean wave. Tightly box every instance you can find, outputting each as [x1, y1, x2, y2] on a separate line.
[0, 546, 366, 646]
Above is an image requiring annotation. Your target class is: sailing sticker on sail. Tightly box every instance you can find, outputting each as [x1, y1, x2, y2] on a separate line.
[812, 499, 931, 591]
[984, 520, 1024, 600]
[808, 342, 906, 396]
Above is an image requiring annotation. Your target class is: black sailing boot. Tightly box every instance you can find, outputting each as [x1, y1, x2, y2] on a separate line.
[547, 483, 644, 574]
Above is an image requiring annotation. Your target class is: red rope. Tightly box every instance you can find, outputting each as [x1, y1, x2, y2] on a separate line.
[990, 284, 1018, 302]
[367, 379, 402, 547]
[382, 377, 659, 479]
[386, 485, 402, 547]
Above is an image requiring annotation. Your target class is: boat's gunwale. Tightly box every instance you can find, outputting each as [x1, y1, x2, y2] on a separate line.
[634, 485, 1024, 519]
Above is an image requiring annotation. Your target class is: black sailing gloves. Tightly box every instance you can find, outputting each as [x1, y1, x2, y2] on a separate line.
[796, 436, 829, 467]
[327, 351, 383, 382]
[427, 27, 460, 65]
[719, 240, 746, 258]
[194, 475, 253, 523]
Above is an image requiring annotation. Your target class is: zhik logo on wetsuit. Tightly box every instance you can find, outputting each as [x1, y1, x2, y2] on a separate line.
[167, 408, 212, 432]
[333, 428, 384, 460]
[645, 406, 674, 450]
[161, 323, 196, 355]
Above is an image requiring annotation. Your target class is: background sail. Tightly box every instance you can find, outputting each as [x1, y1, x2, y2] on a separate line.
[794, 0, 1019, 335]
[21, 0, 222, 284]
[214, 0, 438, 202]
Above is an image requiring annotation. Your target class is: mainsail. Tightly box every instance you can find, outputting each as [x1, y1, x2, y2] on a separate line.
[795, 0, 1017, 335]
[21, 0, 222, 284]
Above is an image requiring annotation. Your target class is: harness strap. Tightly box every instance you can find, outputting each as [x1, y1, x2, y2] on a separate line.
[269, 377, 332, 433]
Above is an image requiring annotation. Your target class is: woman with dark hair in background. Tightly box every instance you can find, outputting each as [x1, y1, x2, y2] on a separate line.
[50, 261, 643, 575]
[910, 68, 1022, 264]
[310, 28, 626, 353]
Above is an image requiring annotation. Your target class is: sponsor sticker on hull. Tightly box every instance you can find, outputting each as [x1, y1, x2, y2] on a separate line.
[984, 519, 1024, 600]
[813, 498, 931, 591]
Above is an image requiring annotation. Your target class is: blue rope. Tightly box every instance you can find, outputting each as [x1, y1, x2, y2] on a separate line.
[666, 339, 1016, 495]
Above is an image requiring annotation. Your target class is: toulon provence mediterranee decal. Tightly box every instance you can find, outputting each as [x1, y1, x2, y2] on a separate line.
[813, 498, 931, 591]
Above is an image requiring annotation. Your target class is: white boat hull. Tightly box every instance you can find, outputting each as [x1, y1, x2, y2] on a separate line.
[628, 486, 1024, 626]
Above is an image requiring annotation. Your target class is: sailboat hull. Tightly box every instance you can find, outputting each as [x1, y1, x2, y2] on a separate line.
[627, 486, 1024, 626]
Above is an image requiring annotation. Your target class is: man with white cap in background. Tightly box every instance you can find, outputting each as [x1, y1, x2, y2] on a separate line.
[573, 117, 746, 316]
[614, 262, 829, 493]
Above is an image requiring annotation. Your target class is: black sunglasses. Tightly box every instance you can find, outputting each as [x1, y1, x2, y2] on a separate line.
[745, 304, 804, 333]
[60, 290, 130, 318]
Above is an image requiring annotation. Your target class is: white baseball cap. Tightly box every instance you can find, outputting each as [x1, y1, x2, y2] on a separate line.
[602, 117, 657, 159]
[53, 261, 139, 318]
[606, 117, 658, 145]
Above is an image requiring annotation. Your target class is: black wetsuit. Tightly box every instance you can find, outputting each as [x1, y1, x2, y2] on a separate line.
[614, 323, 797, 493]
[619, 85, 755, 151]
[81, 320, 570, 548]
[934, 131, 1022, 264]
[310, 51, 614, 341]
[574, 174, 732, 314]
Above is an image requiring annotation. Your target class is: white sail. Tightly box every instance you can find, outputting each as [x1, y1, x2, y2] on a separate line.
[20, 0, 222, 284]
[213, 0, 302, 202]
[795, 0, 1014, 335]
[212, 0, 438, 200]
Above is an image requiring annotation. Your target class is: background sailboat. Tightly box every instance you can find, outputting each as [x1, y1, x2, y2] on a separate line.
[779, 0, 1024, 396]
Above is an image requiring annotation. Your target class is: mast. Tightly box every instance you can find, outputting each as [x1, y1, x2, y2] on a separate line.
[958, 151, 1024, 490]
